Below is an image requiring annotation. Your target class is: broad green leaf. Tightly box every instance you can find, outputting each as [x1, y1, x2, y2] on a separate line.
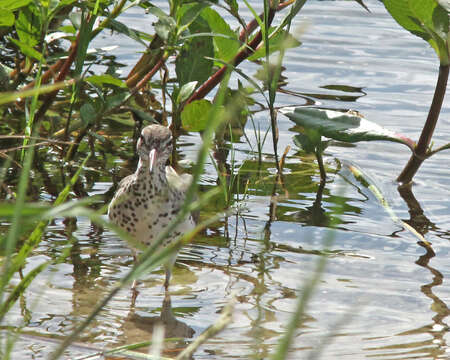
[282, 107, 415, 148]
[0, 8, 14, 26]
[0, 0, 31, 10]
[177, 2, 208, 32]
[176, 15, 214, 87]
[384, 0, 449, 64]
[248, 30, 301, 61]
[86, 74, 126, 88]
[200, 7, 240, 63]
[181, 99, 212, 131]
[177, 81, 198, 104]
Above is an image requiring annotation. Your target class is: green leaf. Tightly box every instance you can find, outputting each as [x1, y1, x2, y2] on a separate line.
[200, 7, 240, 63]
[0, 8, 14, 26]
[175, 14, 214, 87]
[128, 107, 156, 125]
[108, 19, 149, 46]
[147, 7, 176, 42]
[0, 0, 32, 11]
[384, 0, 449, 64]
[105, 91, 128, 111]
[177, 81, 198, 104]
[293, 133, 317, 153]
[80, 103, 97, 124]
[15, 6, 40, 47]
[282, 107, 415, 148]
[9, 38, 43, 61]
[86, 74, 126, 88]
[177, 2, 208, 32]
[181, 99, 213, 131]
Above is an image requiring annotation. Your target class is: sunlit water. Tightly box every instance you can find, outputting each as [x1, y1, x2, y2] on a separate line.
[4, 0, 450, 359]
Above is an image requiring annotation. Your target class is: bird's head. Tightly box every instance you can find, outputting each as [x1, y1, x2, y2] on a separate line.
[136, 124, 173, 173]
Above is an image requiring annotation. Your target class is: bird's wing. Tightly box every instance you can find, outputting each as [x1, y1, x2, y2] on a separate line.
[166, 166, 193, 193]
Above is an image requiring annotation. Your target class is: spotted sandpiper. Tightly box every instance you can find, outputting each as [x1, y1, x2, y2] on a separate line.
[108, 124, 195, 290]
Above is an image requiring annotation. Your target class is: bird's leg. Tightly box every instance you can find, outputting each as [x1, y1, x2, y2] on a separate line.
[131, 250, 140, 305]
[164, 267, 171, 291]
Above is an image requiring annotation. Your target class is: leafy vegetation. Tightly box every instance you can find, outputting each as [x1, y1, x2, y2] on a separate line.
[0, 0, 448, 358]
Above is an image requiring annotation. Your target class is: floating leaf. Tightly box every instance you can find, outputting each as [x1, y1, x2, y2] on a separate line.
[281, 107, 415, 149]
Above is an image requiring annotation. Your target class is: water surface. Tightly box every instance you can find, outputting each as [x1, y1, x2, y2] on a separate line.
[3, 0, 450, 359]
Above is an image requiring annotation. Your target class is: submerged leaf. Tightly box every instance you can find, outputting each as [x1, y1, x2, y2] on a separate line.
[281, 107, 415, 149]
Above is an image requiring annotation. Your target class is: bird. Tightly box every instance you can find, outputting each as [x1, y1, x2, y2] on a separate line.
[108, 124, 195, 292]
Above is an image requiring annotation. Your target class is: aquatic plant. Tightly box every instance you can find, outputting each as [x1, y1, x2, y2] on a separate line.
[284, 0, 449, 185]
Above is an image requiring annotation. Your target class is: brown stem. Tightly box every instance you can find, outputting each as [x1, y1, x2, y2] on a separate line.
[186, 6, 277, 105]
[130, 55, 168, 95]
[238, 1, 294, 43]
[397, 64, 449, 184]
[34, 38, 80, 123]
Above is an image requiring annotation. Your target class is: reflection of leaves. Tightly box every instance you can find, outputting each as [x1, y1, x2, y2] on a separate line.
[201, 157, 361, 227]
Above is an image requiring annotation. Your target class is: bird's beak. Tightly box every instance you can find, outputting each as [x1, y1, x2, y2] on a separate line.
[149, 148, 157, 173]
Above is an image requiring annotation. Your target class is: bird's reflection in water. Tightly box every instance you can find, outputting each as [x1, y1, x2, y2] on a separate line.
[119, 293, 195, 355]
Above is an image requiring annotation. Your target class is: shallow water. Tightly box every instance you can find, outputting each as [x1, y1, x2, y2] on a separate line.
[3, 0, 450, 359]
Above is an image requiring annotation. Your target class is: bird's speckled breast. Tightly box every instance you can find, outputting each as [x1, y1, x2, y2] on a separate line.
[108, 166, 193, 249]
